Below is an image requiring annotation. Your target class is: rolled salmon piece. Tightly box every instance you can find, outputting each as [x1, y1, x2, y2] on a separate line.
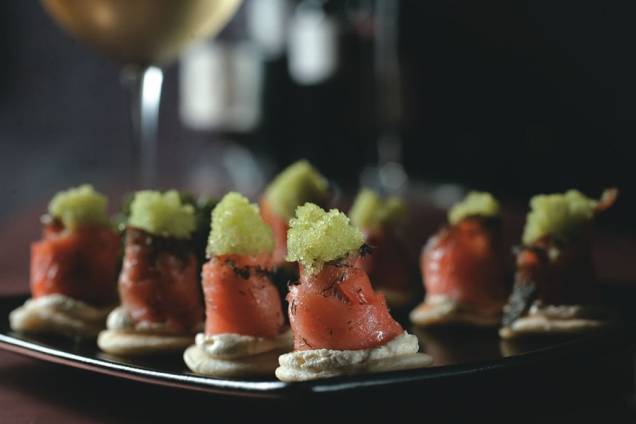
[98, 191, 203, 356]
[410, 192, 508, 328]
[184, 193, 291, 378]
[500, 189, 618, 339]
[11, 185, 120, 338]
[277, 203, 431, 382]
[349, 188, 419, 308]
[288, 260, 403, 351]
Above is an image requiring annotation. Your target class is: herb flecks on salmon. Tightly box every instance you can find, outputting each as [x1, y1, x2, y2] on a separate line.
[286, 203, 404, 351]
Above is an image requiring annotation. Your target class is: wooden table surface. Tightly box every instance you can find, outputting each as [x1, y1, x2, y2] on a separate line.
[1, 205, 635, 423]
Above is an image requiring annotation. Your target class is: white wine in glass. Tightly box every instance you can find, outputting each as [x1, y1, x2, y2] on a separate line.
[41, 0, 243, 186]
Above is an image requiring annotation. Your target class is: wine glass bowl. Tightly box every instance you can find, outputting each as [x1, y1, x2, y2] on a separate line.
[41, 0, 242, 66]
[40, 0, 242, 187]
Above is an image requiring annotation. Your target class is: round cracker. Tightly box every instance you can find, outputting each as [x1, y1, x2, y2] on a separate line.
[97, 330, 194, 356]
[410, 301, 500, 327]
[183, 345, 280, 378]
[275, 352, 432, 382]
[499, 315, 609, 339]
[9, 298, 109, 338]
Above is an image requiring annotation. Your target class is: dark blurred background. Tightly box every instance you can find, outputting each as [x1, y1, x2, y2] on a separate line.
[0, 1, 634, 226]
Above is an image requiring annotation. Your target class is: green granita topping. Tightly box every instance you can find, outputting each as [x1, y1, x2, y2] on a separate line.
[128, 190, 195, 239]
[349, 188, 406, 230]
[48, 184, 109, 230]
[286, 203, 364, 275]
[206, 192, 274, 257]
[448, 191, 501, 225]
[263, 160, 329, 220]
[522, 190, 598, 245]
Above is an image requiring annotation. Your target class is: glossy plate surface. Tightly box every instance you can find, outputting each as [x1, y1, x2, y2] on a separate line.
[0, 293, 633, 399]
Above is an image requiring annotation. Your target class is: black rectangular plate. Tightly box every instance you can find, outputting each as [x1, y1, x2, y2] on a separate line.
[1, 292, 634, 400]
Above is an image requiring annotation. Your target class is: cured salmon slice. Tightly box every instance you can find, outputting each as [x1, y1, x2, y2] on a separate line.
[513, 238, 597, 307]
[31, 223, 120, 306]
[202, 254, 285, 338]
[287, 259, 404, 351]
[355, 229, 418, 303]
[118, 227, 203, 333]
[421, 217, 508, 313]
[259, 199, 289, 268]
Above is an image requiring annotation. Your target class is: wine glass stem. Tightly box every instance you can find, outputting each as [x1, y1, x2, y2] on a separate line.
[373, 0, 407, 192]
[122, 66, 164, 188]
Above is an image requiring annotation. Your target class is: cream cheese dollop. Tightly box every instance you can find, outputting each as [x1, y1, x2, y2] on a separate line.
[195, 330, 292, 359]
[275, 332, 432, 382]
[9, 294, 112, 338]
[105, 306, 196, 335]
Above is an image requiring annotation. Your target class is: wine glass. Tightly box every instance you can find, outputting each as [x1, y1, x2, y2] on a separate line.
[41, 0, 243, 187]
